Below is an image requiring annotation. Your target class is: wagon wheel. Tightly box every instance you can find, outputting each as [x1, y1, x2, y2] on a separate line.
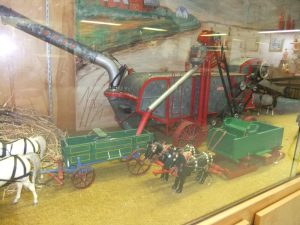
[127, 150, 152, 176]
[172, 121, 207, 147]
[71, 166, 95, 189]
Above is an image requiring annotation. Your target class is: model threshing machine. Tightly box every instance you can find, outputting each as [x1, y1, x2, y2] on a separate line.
[0, 5, 257, 147]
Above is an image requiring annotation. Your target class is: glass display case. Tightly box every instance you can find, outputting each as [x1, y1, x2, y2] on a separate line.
[0, 1, 299, 225]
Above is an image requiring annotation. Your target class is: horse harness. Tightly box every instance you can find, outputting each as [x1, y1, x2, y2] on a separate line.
[0, 155, 31, 183]
[188, 152, 213, 171]
[0, 142, 12, 158]
[0, 138, 37, 158]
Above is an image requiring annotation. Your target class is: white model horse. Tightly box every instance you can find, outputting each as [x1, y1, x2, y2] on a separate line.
[0, 136, 46, 159]
[0, 153, 40, 205]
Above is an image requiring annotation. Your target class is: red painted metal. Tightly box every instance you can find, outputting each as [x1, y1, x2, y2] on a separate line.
[136, 75, 197, 135]
[135, 33, 254, 146]
[104, 91, 138, 102]
[197, 66, 204, 125]
[45, 159, 64, 186]
[136, 111, 151, 135]
[172, 120, 207, 147]
[135, 51, 218, 146]
[201, 59, 212, 127]
[239, 58, 261, 76]
[165, 78, 171, 135]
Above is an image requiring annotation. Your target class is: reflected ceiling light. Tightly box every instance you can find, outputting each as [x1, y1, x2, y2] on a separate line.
[206, 45, 223, 48]
[142, 27, 167, 32]
[200, 33, 227, 37]
[256, 42, 268, 45]
[81, 20, 122, 26]
[232, 38, 243, 42]
[258, 29, 300, 34]
[0, 34, 16, 57]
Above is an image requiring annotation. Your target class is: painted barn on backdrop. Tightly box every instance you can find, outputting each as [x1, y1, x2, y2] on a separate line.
[99, 0, 160, 12]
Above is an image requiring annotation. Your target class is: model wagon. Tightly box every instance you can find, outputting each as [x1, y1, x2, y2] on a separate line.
[43, 128, 154, 189]
[207, 117, 284, 179]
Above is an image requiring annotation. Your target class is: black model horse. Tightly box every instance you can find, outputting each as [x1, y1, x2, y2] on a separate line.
[145, 141, 178, 181]
[144, 140, 164, 161]
[186, 151, 214, 184]
[172, 146, 213, 193]
[158, 145, 177, 181]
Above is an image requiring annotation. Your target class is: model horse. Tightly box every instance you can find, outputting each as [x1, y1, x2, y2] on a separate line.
[0, 136, 46, 159]
[0, 153, 40, 205]
[144, 140, 164, 160]
[186, 151, 214, 184]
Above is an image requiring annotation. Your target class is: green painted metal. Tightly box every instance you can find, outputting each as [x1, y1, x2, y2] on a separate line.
[207, 118, 284, 162]
[61, 129, 154, 168]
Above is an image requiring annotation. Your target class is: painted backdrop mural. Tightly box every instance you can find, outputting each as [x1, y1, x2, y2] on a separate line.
[75, 0, 202, 130]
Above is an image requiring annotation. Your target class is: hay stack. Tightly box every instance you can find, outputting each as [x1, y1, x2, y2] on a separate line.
[0, 107, 65, 161]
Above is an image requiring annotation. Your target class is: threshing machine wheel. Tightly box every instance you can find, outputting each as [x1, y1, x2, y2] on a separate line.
[172, 120, 207, 147]
[127, 150, 152, 176]
[71, 166, 96, 189]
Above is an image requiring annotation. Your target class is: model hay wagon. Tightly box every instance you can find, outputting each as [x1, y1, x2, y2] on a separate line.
[42, 128, 154, 189]
[207, 117, 284, 178]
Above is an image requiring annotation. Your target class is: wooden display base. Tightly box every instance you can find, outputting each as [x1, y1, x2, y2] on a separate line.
[189, 177, 300, 225]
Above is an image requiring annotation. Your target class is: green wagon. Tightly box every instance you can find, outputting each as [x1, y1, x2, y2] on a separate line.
[206, 117, 285, 179]
[59, 128, 154, 188]
[207, 118, 284, 162]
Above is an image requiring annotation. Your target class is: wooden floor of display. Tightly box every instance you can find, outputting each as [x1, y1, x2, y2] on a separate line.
[0, 113, 299, 225]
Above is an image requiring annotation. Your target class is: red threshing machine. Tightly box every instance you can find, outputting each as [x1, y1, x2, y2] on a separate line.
[0, 5, 259, 148]
[132, 30, 258, 147]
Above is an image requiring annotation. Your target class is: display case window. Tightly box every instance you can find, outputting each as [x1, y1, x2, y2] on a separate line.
[0, 1, 299, 225]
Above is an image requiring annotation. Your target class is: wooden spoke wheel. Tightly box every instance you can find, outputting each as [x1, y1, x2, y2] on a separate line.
[127, 151, 152, 176]
[172, 121, 207, 147]
[71, 166, 95, 189]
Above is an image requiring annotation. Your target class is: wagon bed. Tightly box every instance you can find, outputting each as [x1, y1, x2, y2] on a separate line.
[40, 128, 155, 189]
[208, 118, 283, 162]
[207, 118, 284, 179]
[61, 128, 154, 168]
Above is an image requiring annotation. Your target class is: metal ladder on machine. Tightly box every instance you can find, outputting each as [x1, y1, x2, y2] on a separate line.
[216, 46, 253, 119]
